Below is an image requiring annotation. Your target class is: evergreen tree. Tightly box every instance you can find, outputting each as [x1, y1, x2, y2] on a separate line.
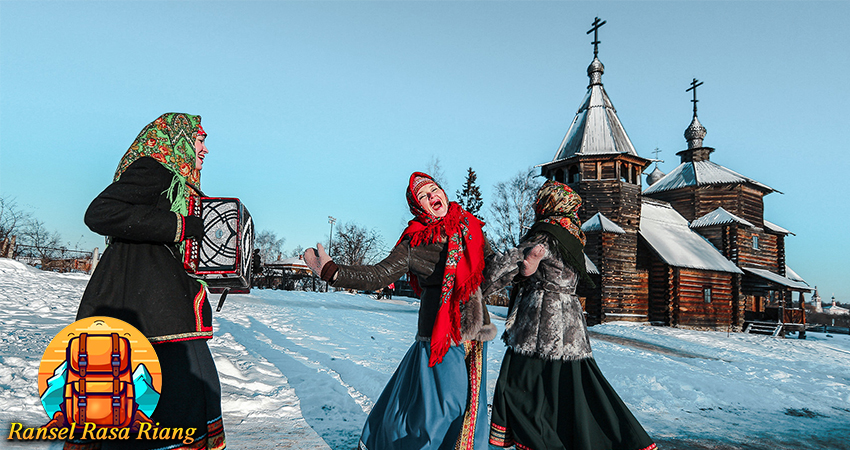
[456, 167, 484, 217]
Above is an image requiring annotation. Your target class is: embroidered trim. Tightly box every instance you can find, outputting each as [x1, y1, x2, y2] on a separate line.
[174, 212, 184, 243]
[147, 331, 213, 343]
[194, 286, 205, 331]
[358, 440, 369, 450]
[488, 422, 515, 447]
[453, 340, 484, 450]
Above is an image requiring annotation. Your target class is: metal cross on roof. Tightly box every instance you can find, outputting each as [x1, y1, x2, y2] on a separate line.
[652, 147, 663, 168]
[686, 78, 704, 117]
[587, 17, 607, 57]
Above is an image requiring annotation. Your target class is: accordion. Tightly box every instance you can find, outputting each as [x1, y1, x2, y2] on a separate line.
[183, 197, 255, 289]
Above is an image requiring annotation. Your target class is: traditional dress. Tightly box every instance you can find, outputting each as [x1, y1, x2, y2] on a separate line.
[68, 113, 225, 450]
[484, 180, 655, 450]
[320, 172, 497, 450]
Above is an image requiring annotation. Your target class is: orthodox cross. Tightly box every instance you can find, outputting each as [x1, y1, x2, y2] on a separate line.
[587, 17, 607, 57]
[651, 147, 664, 168]
[686, 78, 704, 116]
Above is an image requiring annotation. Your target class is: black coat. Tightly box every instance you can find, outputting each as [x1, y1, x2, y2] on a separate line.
[76, 157, 211, 343]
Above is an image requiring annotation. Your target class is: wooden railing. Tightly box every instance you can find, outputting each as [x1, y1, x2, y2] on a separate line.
[783, 308, 806, 325]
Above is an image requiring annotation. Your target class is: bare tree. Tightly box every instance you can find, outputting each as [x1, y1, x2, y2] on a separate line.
[488, 168, 543, 253]
[425, 156, 447, 190]
[288, 245, 305, 258]
[255, 229, 286, 263]
[0, 195, 32, 243]
[330, 221, 386, 266]
[21, 219, 63, 263]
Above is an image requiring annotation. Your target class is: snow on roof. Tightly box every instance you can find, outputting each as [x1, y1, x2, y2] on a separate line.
[549, 77, 641, 162]
[784, 265, 807, 284]
[581, 212, 626, 234]
[764, 219, 794, 236]
[643, 160, 776, 195]
[742, 267, 811, 291]
[584, 253, 599, 275]
[690, 207, 755, 229]
[639, 200, 742, 273]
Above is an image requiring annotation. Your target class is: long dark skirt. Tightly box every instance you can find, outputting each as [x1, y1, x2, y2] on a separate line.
[359, 340, 488, 450]
[64, 339, 226, 450]
[489, 349, 655, 450]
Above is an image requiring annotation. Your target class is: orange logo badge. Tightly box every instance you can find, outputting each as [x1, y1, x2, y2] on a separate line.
[34, 317, 162, 439]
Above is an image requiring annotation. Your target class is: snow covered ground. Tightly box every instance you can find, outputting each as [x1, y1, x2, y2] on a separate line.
[1, 258, 848, 450]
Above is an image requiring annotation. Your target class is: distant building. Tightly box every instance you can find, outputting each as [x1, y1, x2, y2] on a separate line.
[538, 19, 810, 330]
[824, 297, 849, 316]
[812, 287, 823, 313]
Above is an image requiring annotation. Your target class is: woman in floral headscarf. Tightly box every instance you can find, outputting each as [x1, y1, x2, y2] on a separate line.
[304, 172, 497, 450]
[483, 180, 655, 450]
[69, 113, 225, 450]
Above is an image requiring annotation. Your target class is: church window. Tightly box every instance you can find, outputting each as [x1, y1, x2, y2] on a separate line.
[704, 288, 712, 303]
[752, 235, 759, 250]
[554, 168, 565, 183]
[568, 166, 580, 183]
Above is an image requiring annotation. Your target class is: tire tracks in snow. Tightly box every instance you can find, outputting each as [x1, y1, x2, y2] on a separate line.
[216, 316, 376, 450]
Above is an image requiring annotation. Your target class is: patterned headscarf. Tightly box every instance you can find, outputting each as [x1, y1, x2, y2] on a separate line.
[398, 172, 486, 366]
[534, 179, 585, 245]
[113, 113, 204, 216]
[525, 179, 593, 286]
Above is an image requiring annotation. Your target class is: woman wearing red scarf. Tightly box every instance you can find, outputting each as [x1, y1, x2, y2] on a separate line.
[304, 172, 496, 450]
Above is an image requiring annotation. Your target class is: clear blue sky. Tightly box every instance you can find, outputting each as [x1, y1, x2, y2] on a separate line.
[1, 1, 848, 301]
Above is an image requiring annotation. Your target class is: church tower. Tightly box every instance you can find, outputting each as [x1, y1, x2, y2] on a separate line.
[540, 18, 652, 323]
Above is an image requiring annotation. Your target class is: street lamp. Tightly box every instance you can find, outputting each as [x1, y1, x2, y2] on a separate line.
[328, 216, 336, 257]
[327, 216, 336, 293]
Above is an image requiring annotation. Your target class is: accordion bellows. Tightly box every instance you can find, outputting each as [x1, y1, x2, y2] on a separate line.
[184, 197, 255, 288]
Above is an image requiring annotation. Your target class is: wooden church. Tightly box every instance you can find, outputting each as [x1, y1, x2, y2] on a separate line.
[539, 19, 811, 332]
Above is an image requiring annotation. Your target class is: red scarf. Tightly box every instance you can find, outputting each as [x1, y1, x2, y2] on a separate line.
[398, 173, 485, 366]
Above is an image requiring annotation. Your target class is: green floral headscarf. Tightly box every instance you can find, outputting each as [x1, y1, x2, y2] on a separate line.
[114, 113, 203, 216]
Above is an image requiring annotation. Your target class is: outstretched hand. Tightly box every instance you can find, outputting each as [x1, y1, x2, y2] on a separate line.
[520, 244, 545, 277]
[303, 243, 333, 277]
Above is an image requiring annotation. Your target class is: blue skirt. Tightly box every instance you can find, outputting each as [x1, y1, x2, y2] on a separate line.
[359, 340, 488, 450]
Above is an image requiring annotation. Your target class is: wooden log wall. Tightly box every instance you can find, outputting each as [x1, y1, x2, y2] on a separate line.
[694, 184, 742, 222]
[643, 187, 697, 222]
[775, 234, 786, 276]
[645, 183, 766, 229]
[739, 186, 766, 228]
[732, 273, 745, 329]
[696, 227, 723, 251]
[577, 274, 603, 325]
[735, 228, 780, 273]
[672, 268, 735, 328]
[579, 180, 642, 231]
[599, 232, 649, 321]
[643, 245, 671, 325]
[582, 232, 604, 324]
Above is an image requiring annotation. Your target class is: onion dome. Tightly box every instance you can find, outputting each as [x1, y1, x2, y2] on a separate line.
[647, 166, 666, 186]
[587, 57, 604, 86]
[684, 115, 707, 149]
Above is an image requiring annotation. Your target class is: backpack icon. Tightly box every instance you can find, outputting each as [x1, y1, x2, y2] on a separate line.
[62, 332, 136, 427]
